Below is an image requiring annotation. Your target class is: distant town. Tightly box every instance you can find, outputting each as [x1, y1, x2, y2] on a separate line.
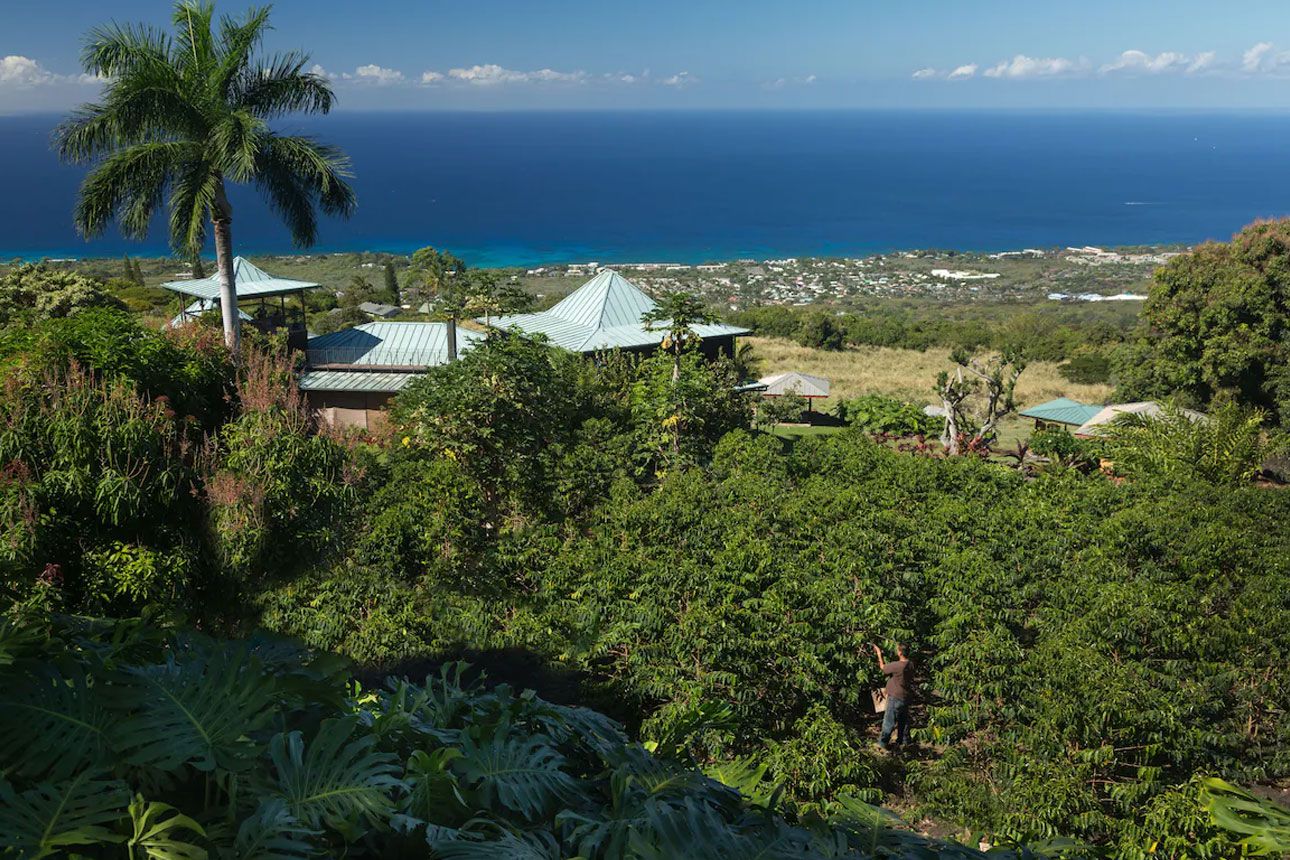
[517, 245, 1180, 309]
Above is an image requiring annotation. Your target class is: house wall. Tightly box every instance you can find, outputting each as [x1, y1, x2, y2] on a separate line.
[305, 390, 394, 432]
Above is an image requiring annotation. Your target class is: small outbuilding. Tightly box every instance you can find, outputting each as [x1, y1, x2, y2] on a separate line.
[1074, 401, 1207, 437]
[758, 371, 831, 403]
[162, 256, 319, 348]
[358, 301, 401, 319]
[1019, 397, 1102, 431]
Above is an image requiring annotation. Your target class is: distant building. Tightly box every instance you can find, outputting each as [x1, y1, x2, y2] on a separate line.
[1074, 401, 1206, 438]
[300, 321, 483, 430]
[486, 269, 749, 359]
[162, 256, 318, 349]
[757, 370, 831, 413]
[358, 301, 401, 319]
[1018, 397, 1102, 431]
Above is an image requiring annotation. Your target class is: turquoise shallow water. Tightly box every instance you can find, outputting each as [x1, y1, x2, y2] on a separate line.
[3, 110, 1290, 266]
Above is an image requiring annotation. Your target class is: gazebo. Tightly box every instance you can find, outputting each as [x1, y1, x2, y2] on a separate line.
[757, 371, 831, 411]
[162, 257, 320, 347]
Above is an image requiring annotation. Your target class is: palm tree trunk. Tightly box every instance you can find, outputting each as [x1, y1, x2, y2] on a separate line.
[212, 180, 241, 353]
[446, 316, 458, 362]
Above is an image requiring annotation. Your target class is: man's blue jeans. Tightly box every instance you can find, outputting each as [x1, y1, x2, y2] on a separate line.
[880, 697, 910, 747]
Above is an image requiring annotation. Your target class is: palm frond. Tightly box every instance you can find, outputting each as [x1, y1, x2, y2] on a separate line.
[211, 110, 267, 182]
[107, 644, 278, 772]
[73, 141, 192, 239]
[0, 771, 130, 858]
[234, 54, 335, 118]
[126, 796, 206, 860]
[256, 134, 356, 220]
[81, 21, 173, 78]
[0, 665, 112, 781]
[266, 718, 403, 832]
[172, 1, 217, 77]
[167, 161, 218, 256]
[214, 5, 273, 97]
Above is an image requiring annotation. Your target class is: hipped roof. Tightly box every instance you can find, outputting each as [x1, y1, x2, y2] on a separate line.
[489, 269, 749, 353]
[162, 257, 320, 301]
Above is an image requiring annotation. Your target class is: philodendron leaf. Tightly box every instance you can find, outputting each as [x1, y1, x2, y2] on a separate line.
[229, 799, 318, 860]
[108, 644, 278, 772]
[0, 771, 130, 859]
[0, 665, 112, 780]
[126, 796, 207, 860]
[266, 718, 403, 835]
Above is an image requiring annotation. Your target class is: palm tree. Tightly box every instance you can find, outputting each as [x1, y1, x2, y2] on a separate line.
[56, 1, 356, 352]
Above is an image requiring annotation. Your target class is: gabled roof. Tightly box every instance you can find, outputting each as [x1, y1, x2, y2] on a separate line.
[488, 269, 749, 353]
[162, 257, 320, 301]
[1075, 401, 1207, 437]
[358, 302, 401, 318]
[306, 321, 484, 369]
[759, 371, 831, 398]
[1018, 397, 1101, 427]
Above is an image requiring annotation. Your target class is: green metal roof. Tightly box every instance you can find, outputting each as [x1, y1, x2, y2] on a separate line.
[306, 321, 484, 368]
[1018, 397, 1101, 427]
[162, 257, 320, 301]
[298, 370, 421, 393]
[489, 269, 749, 353]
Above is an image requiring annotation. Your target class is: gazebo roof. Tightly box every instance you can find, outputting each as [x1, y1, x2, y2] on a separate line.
[1075, 401, 1207, 437]
[161, 257, 321, 301]
[489, 269, 749, 353]
[758, 371, 831, 398]
[1018, 397, 1101, 427]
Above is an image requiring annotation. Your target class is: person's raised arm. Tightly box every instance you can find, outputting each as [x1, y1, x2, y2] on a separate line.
[871, 643, 886, 670]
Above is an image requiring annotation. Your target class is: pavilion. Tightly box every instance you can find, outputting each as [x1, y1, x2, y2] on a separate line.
[757, 371, 831, 412]
[487, 269, 749, 358]
[162, 256, 320, 348]
[1018, 397, 1102, 431]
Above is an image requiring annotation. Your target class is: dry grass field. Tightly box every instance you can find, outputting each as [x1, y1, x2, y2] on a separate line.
[747, 336, 1113, 411]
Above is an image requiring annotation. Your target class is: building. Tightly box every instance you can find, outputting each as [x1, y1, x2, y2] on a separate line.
[300, 321, 483, 430]
[1074, 401, 1206, 437]
[487, 269, 749, 358]
[757, 371, 831, 411]
[162, 256, 319, 349]
[1018, 397, 1102, 431]
[358, 301, 401, 319]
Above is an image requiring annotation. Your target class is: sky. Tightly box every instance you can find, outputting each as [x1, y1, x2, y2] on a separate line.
[5, 0, 1290, 112]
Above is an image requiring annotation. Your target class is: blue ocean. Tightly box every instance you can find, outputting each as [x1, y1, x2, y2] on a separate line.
[3, 110, 1290, 266]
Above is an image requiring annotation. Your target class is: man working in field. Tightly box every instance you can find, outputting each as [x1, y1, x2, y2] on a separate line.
[872, 642, 913, 749]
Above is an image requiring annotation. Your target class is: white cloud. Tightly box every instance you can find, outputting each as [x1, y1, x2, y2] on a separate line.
[0, 55, 54, 86]
[308, 63, 333, 79]
[1243, 42, 1274, 73]
[983, 54, 1087, 79]
[420, 70, 444, 85]
[353, 64, 404, 84]
[660, 71, 696, 87]
[446, 63, 585, 85]
[764, 74, 817, 90]
[1187, 51, 1217, 74]
[1100, 50, 1184, 75]
[0, 55, 103, 88]
[947, 64, 978, 80]
[911, 67, 938, 80]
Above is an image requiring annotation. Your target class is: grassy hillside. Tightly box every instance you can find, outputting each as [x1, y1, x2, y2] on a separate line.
[746, 336, 1114, 409]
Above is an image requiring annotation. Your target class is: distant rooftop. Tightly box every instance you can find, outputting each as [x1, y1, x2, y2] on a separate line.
[759, 371, 831, 398]
[162, 257, 320, 302]
[306, 321, 483, 369]
[489, 269, 749, 353]
[1018, 397, 1101, 427]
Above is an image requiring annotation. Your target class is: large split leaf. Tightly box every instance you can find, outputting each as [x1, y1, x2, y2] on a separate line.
[126, 796, 206, 860]
[452, 731, 582, 821]
[266, 718, 403, 833]
[226, 799, 318, 860]
[0, 665, 112, 780]
[109, 644, 278, 772]
[0, 770, 129, 859]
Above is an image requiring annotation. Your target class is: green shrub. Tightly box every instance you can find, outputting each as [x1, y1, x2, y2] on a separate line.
[1028, 427, 1099, 470]
[1057, 352, 1111, 385]
[834, 393, 934, 436]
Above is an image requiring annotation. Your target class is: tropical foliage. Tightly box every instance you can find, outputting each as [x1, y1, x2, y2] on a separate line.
[1114, 219, 1290, 429]
[0, 613, 1020, 859]
[57, 0, 355, 348]
[833, 394, 933, 437]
